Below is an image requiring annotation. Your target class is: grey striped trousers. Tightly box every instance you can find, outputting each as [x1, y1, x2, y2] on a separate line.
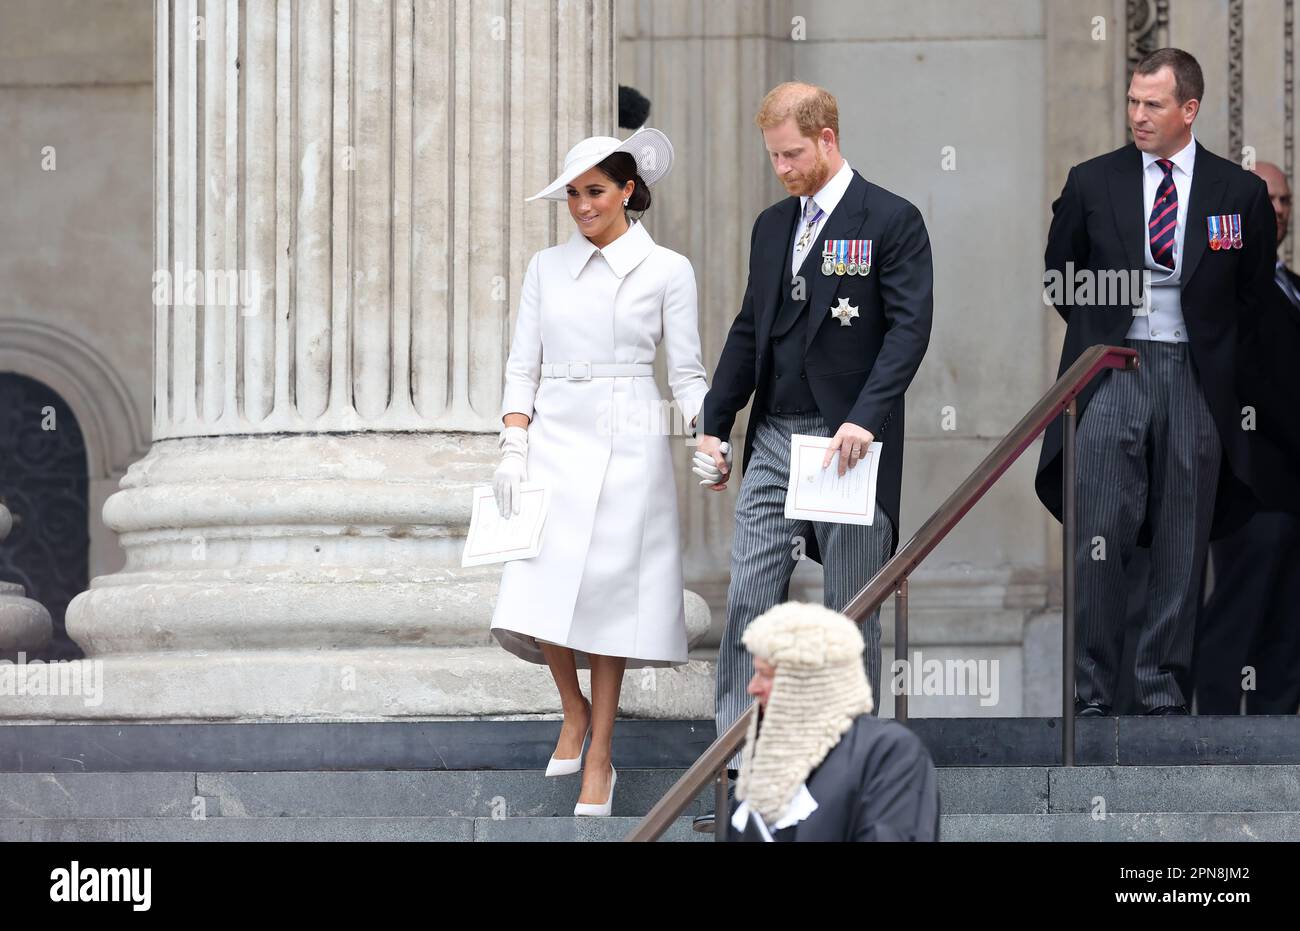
[716, 411, 895, 770]
[1075, 338, 1221, 711]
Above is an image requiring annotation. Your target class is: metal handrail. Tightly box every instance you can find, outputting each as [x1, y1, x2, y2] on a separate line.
[625, 344, 1140, 842]
[622, 705, 756, 842]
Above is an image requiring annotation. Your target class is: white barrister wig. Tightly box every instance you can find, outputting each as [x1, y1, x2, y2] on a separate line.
[735, 602, 875, 827]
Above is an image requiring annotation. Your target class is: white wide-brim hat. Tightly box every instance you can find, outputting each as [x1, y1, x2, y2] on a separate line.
[526, 126, 674, 202]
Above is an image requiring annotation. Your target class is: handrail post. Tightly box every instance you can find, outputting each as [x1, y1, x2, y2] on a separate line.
[714, 768, 729, 841]
[1062, 398, 1077, 767]
[895, 577, 909, 723]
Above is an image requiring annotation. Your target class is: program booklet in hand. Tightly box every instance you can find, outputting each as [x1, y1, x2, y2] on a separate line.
[461, 482, 549, 567]
[783, 434, 882, 526]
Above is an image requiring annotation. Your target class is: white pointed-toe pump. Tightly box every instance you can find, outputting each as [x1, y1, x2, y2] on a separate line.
[573, 764, 617, 817]
[545, 723, 591, 777]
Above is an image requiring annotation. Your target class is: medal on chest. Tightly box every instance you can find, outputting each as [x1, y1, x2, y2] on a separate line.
[831, 297, 860, 326]
[1207, 214, 1244, 251]
[822, 239, 873, 276]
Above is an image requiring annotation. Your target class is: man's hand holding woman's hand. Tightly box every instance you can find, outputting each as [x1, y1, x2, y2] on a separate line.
[692, 434, 731, 491]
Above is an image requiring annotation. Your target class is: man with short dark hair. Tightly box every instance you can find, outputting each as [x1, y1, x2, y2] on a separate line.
[1035, 48, 1276, 716]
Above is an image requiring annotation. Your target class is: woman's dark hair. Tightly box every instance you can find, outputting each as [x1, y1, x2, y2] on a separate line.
[594, 151, 652, 213]
[618, 85, 651, 130]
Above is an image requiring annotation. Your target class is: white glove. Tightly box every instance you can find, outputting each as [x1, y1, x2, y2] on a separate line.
[691, 441, 731, 486]
[493, 426, 529, 517]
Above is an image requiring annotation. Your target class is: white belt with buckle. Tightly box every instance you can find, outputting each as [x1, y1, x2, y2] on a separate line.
[540, 362, 654, 381]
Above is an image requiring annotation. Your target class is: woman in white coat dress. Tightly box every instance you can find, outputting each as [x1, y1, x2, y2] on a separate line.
[491, 128, 709, 816]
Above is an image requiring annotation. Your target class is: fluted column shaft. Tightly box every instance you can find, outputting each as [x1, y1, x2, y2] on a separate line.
[154, 0, 614, 439]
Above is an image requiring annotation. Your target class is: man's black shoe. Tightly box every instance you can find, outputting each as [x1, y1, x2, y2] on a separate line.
[691, 770, 737, 834]
[1146, 704, 1189, 715]
[1074, 698, 1112, 717]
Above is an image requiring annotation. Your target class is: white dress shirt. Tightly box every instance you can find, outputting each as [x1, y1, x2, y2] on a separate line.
[730, 782, 820, 840]
[792, 159, 854, 276]
[1127, 134, 1195, 342]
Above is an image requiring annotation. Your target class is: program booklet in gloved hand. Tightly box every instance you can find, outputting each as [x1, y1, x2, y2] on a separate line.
[461, 482, 550, 567]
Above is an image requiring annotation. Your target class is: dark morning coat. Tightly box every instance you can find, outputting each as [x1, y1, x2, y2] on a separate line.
[1034, 142, 1278, 540]
[727, 714, 940, 842]
[699, 169, 934, 562]
[1237, 266, 1300, 514]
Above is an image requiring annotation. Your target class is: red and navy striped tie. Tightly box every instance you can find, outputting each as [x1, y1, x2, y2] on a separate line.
[1148, 158, 1178, 270]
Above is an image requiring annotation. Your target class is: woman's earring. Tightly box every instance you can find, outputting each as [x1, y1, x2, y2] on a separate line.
[623, 198, 630, 207]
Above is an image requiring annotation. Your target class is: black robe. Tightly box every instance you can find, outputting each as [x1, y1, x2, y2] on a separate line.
[727, 714, 939, 842]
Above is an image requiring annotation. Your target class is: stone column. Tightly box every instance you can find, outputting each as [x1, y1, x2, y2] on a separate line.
[618, 0, 793, 633]
[1169, 0, 1295, 264]
[5, 0, 710, 721]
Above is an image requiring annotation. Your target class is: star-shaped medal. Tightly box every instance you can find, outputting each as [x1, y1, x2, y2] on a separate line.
[831, 297, 859, 326]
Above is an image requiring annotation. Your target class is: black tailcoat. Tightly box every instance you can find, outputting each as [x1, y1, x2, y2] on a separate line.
[1034, 142, 1277, 540]
[700, 170, 934, 562]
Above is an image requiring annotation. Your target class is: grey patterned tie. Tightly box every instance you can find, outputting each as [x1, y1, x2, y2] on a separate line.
[793, 199, 825, 273]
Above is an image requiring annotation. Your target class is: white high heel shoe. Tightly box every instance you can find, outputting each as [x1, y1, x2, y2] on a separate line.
[574, 764, 616, 817]
[545, 724, 590, 777]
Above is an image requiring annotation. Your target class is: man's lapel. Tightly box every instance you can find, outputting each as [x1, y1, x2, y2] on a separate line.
[754, 197, 802, 349]
[1180, 142, 1226, 286]
[1283, 267, 1300, 311]
[1106, 144, 1146, 272]
[801, 171, 870, 351]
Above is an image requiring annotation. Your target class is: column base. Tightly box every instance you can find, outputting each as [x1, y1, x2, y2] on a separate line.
[0, 646, 716, 722]
[0, 582, 52, 661]
[59, 433, 712, 719]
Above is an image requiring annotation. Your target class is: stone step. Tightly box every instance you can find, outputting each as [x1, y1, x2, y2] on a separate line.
[5, 765, 1300, 820]
[7, 717, 1300, 772]
[0, 816, 708, 842]
[5, 811, 1297, 842]
[940, 764, 1300, 814]
[0, 770, 715, 820]
[941, 813, 1300, 842]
